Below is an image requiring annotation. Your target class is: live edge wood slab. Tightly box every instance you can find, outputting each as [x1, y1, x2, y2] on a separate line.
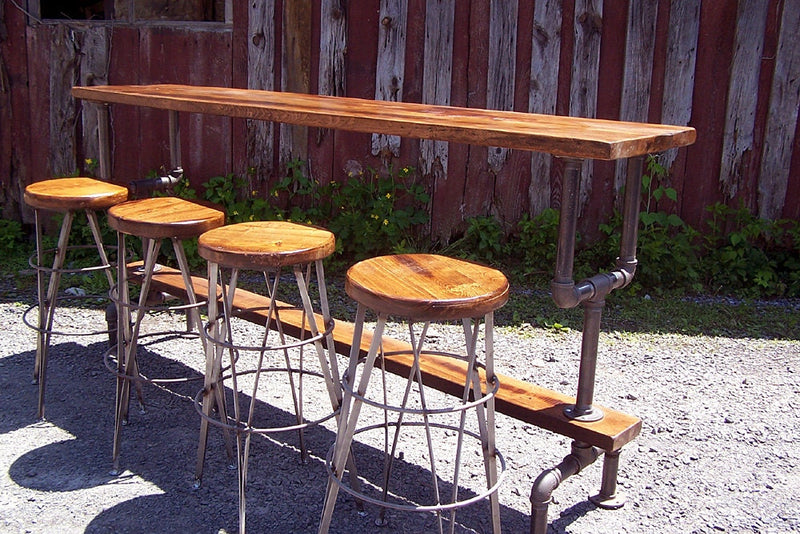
[133, 264, 641, 453]
[72, 84, 696, 160]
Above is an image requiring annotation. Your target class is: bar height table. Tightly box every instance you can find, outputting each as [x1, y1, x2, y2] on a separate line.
[72, 83, 696, 530]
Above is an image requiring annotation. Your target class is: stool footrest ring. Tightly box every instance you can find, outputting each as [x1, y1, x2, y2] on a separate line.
[192, 368, 339, 435]
[342, 350, 500, 416]
[325, 421, 506, 513]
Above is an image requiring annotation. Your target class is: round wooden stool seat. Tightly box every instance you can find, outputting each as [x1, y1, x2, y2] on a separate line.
[320, 252, 508, 532]
[198, 221, 336, 269]
[345, 253, 509, 321]
[24, 177, 128, 212]
[108, 197, 225, 239]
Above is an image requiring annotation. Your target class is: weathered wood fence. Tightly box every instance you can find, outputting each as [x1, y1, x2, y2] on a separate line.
[2, 1, 799, 243]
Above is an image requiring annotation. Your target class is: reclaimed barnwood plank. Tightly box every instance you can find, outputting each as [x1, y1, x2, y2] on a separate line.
[72, 84, 697, 160]
[614, 1, 658, 195]
[720, 0, 769, 198]
[78, 26, 109, 170]
[660, 0, 701, 173]
[758, 1, 800, 219]
[528, 0, 561, 215]
[570, 0, 603, 209]
[487, 0, 518, 173]
[247, 0, 276, 181]
[372, 0, 408, 158]
[280, 1, 312, 167]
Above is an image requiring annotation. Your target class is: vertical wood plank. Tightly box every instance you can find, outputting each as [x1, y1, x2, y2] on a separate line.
[660, 0, 700, 171]
[104, 26, 141, 183]
[49, 25, 79, 177]
[281, 1, 312, 167]
[430, 0, 471, 242]
[758, 2, 800, 219]
[614, 0, 658, 194]
[528, 0, 562, 215]
[420, 0, 455, 176]
[463, 0, 492, 220]
[720, 0, 769, 198]
[372, 0, 408, 159]
[570, 0, 603, 211]
[313, 0, 347, 185]
[486, 0, 518, 172]
[1, 1, 33, 221]
[680, 1, 737, 228]
[248, 0, 276, 182]
[318, 0, 347, 97]
[78, 26, 109, 171]
[421, 0, 456, 242]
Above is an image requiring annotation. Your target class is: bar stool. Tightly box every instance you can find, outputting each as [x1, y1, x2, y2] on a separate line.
[194, 220, 342, 534]
[319, 254, 509, 534]
[23, 177, 129, 419]
[106, 196, 225, 473]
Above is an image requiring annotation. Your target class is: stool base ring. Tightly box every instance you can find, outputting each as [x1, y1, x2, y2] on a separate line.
[103, 333, 206, 385]
[23, 295, 113, 338]
[341, 350, 500, 417]
[325, 421, 506, 513]
[192, 366, 339, 435]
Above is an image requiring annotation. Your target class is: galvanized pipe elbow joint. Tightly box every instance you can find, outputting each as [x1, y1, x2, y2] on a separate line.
[530, 442, 602, 534]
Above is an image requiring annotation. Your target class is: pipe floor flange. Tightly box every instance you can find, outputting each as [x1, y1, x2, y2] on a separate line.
[563, 404, 604, 422]
[589, 491, 626, 510]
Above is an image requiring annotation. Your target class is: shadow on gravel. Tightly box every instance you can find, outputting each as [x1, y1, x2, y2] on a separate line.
[2, 340, 536, 533]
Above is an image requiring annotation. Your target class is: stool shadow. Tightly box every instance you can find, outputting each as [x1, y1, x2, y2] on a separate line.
[3, 340, 531, 533]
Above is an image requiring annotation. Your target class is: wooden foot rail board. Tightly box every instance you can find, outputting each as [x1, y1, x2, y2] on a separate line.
[132, 264, 641, 452]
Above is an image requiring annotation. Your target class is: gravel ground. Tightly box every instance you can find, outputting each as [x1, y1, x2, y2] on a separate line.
[0, 279, 798, 533]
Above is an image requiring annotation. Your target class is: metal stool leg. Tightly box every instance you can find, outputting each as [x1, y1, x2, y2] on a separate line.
[112, 236, 160, 473]
[34, 210, 73, 419]
[468, 313, 501, 533]
[319, 305, 384, 534]
[195, 260, 232, 485]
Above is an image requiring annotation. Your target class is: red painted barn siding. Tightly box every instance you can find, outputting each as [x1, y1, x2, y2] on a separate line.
[2, 0, 799, 241]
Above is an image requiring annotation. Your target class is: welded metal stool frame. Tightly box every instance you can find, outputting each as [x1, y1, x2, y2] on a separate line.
[319, 254, 509, 534]
[23, 177, 128, 420]
[193, 221, 342, 534]
[106, 198, 225, 474]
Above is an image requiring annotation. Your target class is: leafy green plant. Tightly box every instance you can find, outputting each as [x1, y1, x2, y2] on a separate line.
[449, 216, 506, 263]
[326, 163, 429, 258]
[702, 202, 800, 297]
[0, 219, 24, 255]
[515, 208, 560, 275]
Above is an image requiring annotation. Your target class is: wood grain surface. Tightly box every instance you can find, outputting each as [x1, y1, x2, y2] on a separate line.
[198, 221, 335, 269]
[72, 84, 696, 160]
[24, 177, 128, 211]
[345, 254, 510, 321]
[107, 197, 225, 239]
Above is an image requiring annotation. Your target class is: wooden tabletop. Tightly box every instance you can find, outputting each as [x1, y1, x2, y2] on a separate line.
[72, 84, 695, 160]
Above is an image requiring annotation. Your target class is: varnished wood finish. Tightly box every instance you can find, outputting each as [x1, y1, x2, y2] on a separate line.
[24, 177, 128, 212]
[107, 197, 225, 239]
[72, 84, 696, 160]
[346, 254, 509, 321]
[198, 221, 335, 269]
[134, 263, 640, 452]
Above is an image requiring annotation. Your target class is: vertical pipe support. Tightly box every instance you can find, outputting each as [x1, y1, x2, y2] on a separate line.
[616, 156, 644, 277]
[563, 298, 605, 421]
[590, 448, 626, 509]
[97, 104, 111, 181]
[551, 158, 581, 302]
[169, 110, 182, 170]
